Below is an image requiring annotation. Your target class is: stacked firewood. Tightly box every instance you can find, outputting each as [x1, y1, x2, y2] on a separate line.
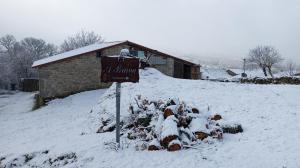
[97, 95, 243, 152]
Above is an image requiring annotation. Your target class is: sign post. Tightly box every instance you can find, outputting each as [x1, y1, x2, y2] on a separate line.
[115, 82, 121, 146]
[101, 55, 139, 148]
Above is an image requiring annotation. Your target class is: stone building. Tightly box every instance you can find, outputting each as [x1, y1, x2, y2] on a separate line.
[32, 40, 201, 99]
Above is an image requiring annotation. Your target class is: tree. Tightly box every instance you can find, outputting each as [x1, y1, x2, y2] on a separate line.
[0, 34, 58, 88]
[0, 52, 12, 89]
[262, 46, 282, 78]
[21, 37, 57, 60]
[286, 61, 296, 76]
[60, 30, 104, 52]
[248, 46, 268, 77]
[0, 35, 20, 85]
[0, 35, 17, 59]
[248, 46, 283, 78]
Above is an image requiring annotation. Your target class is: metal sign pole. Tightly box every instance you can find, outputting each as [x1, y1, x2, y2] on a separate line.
[116, 82, 121, 147]
[101, 54, 139, 149]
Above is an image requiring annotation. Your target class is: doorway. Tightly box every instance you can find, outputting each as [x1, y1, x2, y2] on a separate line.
[183, 64, 191, 79]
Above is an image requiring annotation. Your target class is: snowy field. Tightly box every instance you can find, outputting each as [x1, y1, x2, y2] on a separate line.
[1, 68, 300, 168]
[201, 66, 298, 81]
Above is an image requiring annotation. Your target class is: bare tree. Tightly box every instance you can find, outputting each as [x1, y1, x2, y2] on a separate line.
[0, 35, 20, 85]
[263, 46, 282, 78]
[286, 61, 296, 76]
[0, 35, 17, 59]
[0, 52, 12, 89]
[248, 46, 268, 77]
[60, 30, 104, 52]
[21, 38, 56, 59]
[0, 35, 58, 88]
[21, 37, 57, 60]
[248, 46, 283, 78]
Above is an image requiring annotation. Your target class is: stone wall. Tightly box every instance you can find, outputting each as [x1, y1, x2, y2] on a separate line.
[103, 44, 175, 77]
[151, 57, 174, 77]
[37, 44, 187, 99]
[102, 44, 130, 55]
[38, 52, 110, 99]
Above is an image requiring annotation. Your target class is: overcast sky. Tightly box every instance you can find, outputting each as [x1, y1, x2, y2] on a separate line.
[1, 0, 300, 65]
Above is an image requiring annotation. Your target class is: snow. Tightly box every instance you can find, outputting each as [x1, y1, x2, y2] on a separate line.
[148, 139, 161, 147]
[202, 66, 296, 80]
[160, 115, 179, 139]
[168, 139, 181, 147]
[32, 41, 125, 67]
[189, 117, 209, 133]
[201, 66, 234, 80]
[1, 68, 300, 167]
[120, 48, 130, 57]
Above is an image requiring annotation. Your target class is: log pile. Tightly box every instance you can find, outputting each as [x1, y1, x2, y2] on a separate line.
[98, 95, 243, 152]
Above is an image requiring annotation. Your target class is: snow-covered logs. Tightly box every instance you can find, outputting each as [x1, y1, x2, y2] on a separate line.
[160, 115, 179, 148]
[98, 96, 243, 152]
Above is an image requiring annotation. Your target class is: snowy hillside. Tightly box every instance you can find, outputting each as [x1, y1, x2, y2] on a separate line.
[1, 68, 300, 168]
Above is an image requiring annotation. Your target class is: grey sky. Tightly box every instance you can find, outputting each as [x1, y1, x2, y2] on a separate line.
[1, 0, 300, 65]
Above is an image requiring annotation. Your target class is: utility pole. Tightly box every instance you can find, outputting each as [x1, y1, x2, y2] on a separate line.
[243, 58, 246, 74]
[242, 58, 247, 78]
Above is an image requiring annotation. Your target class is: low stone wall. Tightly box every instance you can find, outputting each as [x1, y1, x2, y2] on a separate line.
[240, 77, 300, 85]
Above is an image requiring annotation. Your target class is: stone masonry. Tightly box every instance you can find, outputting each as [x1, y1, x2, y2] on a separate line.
[37, 44, 187, 99]
[38, 52, 110, 99]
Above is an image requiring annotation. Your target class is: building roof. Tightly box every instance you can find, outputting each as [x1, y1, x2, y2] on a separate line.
[32, 40, 199, 68]
[32, 41, 125, 67]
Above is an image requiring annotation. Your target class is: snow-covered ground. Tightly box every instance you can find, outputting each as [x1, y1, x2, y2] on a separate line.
[1, 68, 300, 168]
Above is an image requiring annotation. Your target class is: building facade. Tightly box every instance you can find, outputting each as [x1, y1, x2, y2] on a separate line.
[32, 41, 201, 99]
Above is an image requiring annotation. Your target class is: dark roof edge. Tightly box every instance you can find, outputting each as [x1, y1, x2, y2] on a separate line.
[33, 40, 200, 68]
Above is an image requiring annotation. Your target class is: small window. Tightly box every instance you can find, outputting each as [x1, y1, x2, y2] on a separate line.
[137, 51, 146, 59]
[130, 50, 145, 59]
[130, 50, 138, 57]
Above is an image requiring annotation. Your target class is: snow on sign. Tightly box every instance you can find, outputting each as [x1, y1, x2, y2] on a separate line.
[101, 56, 139, 83]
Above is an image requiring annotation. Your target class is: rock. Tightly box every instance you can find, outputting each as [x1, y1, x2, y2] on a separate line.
[195, 131, 209, 140]
[211, 114, 222, 121]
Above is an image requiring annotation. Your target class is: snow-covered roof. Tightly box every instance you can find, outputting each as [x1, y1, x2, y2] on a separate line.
[32, 41, 125, 67]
